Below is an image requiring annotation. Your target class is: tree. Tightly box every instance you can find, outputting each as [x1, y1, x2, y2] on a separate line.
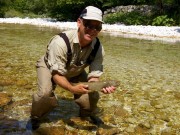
[0, 0, 12, 17]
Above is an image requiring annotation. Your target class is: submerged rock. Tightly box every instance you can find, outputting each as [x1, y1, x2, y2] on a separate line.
[0, 80, 15, 86]
[96, 124, 121, 135]
[35, 126, 66, 135]
[0, 92, 12, 107]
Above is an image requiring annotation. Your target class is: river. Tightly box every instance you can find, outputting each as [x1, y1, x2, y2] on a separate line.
[0, 23, 180, 135]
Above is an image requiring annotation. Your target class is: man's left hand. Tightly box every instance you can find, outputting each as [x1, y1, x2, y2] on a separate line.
[102, 86, 116, 94]
[88, 77, 116, 94]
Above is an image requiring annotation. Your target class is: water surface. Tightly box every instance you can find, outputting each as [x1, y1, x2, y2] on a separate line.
[0, 23, 180, 134]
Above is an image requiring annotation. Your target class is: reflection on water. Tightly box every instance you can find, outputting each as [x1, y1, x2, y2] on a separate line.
[0, 23, 180, 134]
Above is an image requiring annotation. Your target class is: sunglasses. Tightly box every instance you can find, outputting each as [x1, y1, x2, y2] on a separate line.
[82, 19, 102, 31]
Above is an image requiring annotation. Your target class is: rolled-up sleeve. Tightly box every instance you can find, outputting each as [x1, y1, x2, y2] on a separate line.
[88, 44, 105, 79]
[47, 35, 68, 75]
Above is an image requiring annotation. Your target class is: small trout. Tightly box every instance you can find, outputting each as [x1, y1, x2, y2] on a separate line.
[72, 80, 120, 93]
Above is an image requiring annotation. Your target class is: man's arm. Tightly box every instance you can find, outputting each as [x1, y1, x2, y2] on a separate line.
[52, 72, 89, 94]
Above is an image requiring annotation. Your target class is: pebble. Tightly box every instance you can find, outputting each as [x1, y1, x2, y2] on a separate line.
[0, 93, 12, 107]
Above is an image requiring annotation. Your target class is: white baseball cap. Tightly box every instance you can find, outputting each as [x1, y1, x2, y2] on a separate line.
[80, 6, 103, 23]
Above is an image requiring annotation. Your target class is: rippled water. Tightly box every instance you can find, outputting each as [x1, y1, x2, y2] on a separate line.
[0, 23, 180, 134]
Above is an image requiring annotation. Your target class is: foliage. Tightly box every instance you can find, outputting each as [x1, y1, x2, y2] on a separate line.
[0, 0, 179, 25]
[101, 0, 154, 9]
[12, 0, 29, 13]
[44, 0, 105, 21]
[0, 2, 5, 17]
[4, 9, 44, 18]
[12, 0, 46, 15]
[104, 12, 150, 25]
[152, 15, 175, 26]
[29, 0, 46, 15]
[5, 9, 24, 18]
[44, 0, 85, 21]
[0, 0, 12, 17]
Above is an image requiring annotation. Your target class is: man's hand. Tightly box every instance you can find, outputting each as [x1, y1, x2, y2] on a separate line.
[88, 77, 116, 94]
[102, 86, 116, 94]
[53, 73, 89, 95]
[70, 84, 89, 94]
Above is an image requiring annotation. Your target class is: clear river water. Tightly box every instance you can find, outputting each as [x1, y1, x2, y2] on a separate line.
[0, 23, 180, 135]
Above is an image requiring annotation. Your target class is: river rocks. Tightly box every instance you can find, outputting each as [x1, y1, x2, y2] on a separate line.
[134, 124, 150, 134]
[0, 23, 179, 134]
[125, 117, 138, 124]
[96, 125, 121, 135]
[3, 99, 32, 120]
[0, 92, 12, 107]
[138, 121, 151, 129]
[35, 126, 66, 135]
[174, 91, 180, 99]
[114, 106, 129, 117]
[104, 5, 155, 16]
[16, 79, 28, 86]
[0, 79, 15, 86]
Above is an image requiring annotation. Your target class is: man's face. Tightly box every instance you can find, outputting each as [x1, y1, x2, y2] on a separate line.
[77, 18, 102, 43]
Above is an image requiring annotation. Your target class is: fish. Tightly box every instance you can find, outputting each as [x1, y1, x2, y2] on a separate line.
[72, 80, 120, 93]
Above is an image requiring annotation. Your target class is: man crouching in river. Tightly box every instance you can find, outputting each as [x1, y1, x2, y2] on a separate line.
[27, 6, 116, 130]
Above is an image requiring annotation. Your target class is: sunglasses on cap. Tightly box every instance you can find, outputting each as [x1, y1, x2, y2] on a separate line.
[82, 19, 102, 31]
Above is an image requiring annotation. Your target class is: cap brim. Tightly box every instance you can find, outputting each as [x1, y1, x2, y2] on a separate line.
[82, 16, 104, 23]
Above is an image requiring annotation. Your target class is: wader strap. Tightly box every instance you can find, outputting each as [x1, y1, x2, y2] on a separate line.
[44, 33, 72, 70]
[58, 33, 72, 64]
[87, 37, 100, 64]
[59, 33, 100, 65]
[59, 33, 72, 61]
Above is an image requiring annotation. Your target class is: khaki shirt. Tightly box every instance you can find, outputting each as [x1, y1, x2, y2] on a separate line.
[44, 29, 104, 79]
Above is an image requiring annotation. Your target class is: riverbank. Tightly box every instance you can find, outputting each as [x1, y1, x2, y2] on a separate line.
[0, 17, 180, 43]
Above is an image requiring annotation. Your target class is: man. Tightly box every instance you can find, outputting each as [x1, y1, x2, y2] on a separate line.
[28, 6, 116, 130]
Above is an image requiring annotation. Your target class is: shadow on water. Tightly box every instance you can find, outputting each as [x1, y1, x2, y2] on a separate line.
[47, 98, 79, 120]
[0, 97, 100, 134]
[30, 98, 114, 133]
[0, 113, 31, 135]
[41, 98, 104, 131]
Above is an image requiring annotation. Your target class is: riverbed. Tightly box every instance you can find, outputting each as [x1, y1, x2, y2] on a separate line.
[0, 23, 180, 135]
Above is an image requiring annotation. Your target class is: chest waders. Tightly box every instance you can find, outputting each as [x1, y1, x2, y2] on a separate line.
[58, 32, 100, 66]
[31, 33, 100, 119]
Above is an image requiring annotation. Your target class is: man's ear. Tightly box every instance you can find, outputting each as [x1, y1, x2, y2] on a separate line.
[77, 18, 81, 27]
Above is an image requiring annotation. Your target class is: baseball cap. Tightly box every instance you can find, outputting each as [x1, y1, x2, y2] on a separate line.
[79, 6, 103, 23]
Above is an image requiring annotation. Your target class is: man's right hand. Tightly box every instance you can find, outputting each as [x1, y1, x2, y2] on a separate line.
[53, 73, 89, 95]
[70, 84, 89, 94]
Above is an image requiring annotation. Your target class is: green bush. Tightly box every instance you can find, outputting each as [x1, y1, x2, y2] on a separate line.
[103, 11, 150, 25]
[103, 12, 122, 24]
[0, 10, 5, 17]
[5, 9, 24, 18]
[123, 12, 150, 25]
[0, 0, 7, 17]
[5, 9, 45, 18]
[152, 15, 175, 26]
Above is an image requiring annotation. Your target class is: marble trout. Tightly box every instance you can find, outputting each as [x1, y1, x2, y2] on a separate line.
[72, 80, 120, 93]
